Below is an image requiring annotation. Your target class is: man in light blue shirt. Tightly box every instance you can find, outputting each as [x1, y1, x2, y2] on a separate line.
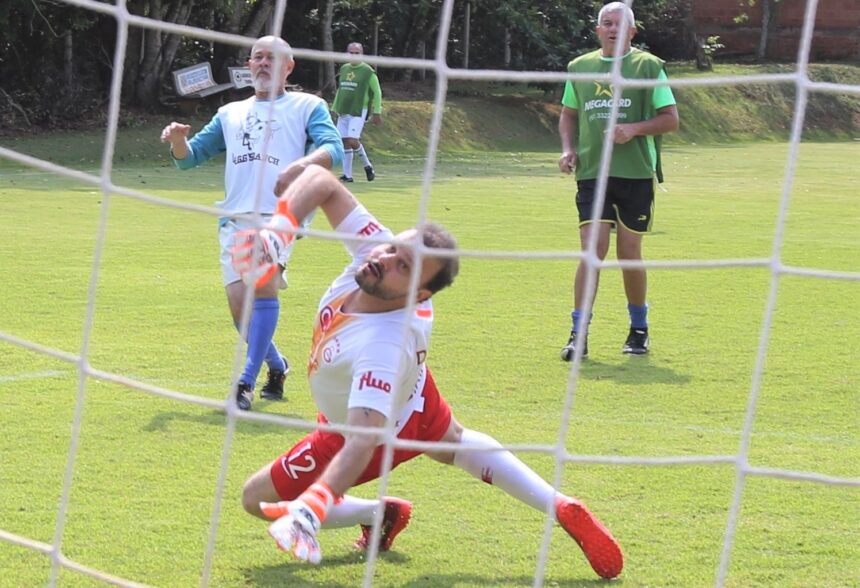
[161, 36, 343, 410]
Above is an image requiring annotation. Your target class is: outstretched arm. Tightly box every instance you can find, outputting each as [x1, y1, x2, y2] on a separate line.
[232, 165, 360, 288]
[276, 164, 361, 231]
[160, 115, 226, 169]
[259, 406, 385, 563]
[319, 407, 386, 495]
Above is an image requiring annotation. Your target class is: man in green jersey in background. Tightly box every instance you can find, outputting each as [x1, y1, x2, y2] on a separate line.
[332, 42, 382, 183]
[558, 1, 679, 361]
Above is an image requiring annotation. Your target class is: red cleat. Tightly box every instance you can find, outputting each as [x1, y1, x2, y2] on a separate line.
[555, 496, 623, 579]
[354, 497, 412, 552]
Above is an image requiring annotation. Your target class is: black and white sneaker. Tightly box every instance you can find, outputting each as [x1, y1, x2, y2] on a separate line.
[364, 165, 375, 182]
[622, 328, 649, 355]
[339, 175, 354, 183]
[236, 382, 253, 411]
[561, 331, 588, 361]
[260, 357, 290, 400]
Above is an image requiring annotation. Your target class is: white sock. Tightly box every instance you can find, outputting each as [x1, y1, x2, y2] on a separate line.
[356, 144, 372, 168]
[321, 495, 378, 529]
[342, 149, 354, 178]
[453, 428, 558, 512]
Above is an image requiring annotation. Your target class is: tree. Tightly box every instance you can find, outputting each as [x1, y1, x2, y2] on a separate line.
[320, 0, 336, 94]
[735, 0, 783, 61]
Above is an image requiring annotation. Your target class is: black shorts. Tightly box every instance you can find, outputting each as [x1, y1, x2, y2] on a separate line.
[576, 177, 655, 233]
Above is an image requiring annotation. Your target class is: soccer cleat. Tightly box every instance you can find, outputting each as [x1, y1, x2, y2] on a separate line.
[555, 496, 623, 579]
[353, 497, 412, 552]
[622, 327, 649, 355]
[339, 175, 354, 183]
[364, 165, 375, 182]
[560, 330, 588, 361]
[236, 381, 253, 411]
[260, 357, 290, 400]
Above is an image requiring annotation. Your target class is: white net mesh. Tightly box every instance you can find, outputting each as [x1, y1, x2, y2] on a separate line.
[0, 0, 857, 586]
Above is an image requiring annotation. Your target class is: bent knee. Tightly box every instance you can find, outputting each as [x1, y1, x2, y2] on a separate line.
[241, 481, 263, 518]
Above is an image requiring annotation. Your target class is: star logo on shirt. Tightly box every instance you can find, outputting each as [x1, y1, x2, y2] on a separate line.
[594, 82, 614, 97]
[346, 71, 356, 81]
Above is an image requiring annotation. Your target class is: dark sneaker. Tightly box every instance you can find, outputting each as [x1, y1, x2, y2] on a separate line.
[622, 328, 649, 355]
[236, 382, 253, 411]
[364, 165, 375, 182]
[556, 496, 623, 579]
[260, 357, 290, 400]
[339, 175, 354, 183]
[353, 497, 412, 552]
[561, 331, 588, 361]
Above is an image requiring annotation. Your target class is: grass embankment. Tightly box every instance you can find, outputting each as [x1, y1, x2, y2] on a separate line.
[1, 62, 858, 169]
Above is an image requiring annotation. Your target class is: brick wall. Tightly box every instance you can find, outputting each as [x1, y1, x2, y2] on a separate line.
[692, 0, 860, 60]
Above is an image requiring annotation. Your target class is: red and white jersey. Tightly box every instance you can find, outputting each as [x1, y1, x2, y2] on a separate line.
[307, 206, 433, 432]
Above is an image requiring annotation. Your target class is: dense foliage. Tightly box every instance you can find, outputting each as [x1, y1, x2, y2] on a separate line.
[1, 0, 706, 127]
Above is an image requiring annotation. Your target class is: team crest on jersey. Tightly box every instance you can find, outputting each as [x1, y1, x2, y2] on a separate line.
[319, 305, 335, 331]
[238, 111, 281, 152]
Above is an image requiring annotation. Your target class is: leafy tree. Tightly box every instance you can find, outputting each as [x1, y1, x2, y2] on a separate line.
[735, 0, 782, 61]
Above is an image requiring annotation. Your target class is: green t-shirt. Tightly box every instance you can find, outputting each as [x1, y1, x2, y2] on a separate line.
[561, 48, 676, 181]
[332, 63, 382, 117]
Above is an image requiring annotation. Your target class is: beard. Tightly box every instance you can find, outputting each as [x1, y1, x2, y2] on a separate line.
[354, 261, 401, 301]
[252, 72, 281, 94]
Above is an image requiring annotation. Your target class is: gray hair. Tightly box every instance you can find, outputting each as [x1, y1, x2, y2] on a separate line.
[598, 2, 635, 29]
[250, 36, 293, 62]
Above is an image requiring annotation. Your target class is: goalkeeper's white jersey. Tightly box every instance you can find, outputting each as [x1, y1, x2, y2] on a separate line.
[217, 92, 327, 214]
[308, 206, 432, 431]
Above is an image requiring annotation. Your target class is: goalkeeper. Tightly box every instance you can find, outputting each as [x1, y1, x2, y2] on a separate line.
[160, 36, 342, 411]
[235, 165, 624, 579]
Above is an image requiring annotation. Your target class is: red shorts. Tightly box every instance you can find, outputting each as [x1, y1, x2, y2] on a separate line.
[269, 369, 452, 500]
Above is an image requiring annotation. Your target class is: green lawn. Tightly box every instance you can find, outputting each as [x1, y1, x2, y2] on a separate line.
[0, 141, 857, 587]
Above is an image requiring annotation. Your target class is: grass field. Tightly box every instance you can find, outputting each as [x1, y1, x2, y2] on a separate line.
[0, 140, 858, 587]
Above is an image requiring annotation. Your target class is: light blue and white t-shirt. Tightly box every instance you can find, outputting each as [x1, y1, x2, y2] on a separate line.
[173, 92, 342, 215]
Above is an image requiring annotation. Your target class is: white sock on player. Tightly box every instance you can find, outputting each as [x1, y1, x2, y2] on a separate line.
[356, 144, 372, 168]
[321, 495, 379, 528]
[453, 428, 558, 512]
[342, 148, 354, 178]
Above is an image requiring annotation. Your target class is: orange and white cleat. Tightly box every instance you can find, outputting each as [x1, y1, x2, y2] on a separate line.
[354, 497, 412, 552]
[555, 496, 623, 579]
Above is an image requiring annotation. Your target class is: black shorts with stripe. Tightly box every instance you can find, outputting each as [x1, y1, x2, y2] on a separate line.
[575, 177, 655, 234]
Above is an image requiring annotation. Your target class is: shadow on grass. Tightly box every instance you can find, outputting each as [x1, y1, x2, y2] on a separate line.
[143, 407, 309, 434]
[578, 355, 692, 386]
[245, 557, 615, 588]
[243, 550, 409, 588]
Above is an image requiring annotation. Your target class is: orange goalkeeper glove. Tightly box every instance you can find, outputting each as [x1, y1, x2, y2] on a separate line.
[259, 481, 336, 565]
[230, 200, 299, 288]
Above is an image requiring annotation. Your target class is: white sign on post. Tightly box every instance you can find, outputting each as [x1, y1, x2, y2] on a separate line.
[229, 67, 254, 89]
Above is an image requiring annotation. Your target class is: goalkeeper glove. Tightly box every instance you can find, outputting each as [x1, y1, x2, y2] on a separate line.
[230, 200, 299, 288]
[260, 481, 336, 565]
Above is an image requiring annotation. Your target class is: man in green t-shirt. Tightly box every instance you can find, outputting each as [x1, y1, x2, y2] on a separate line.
[558, 1, 679, 361]
[331, 42, 383, 183]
